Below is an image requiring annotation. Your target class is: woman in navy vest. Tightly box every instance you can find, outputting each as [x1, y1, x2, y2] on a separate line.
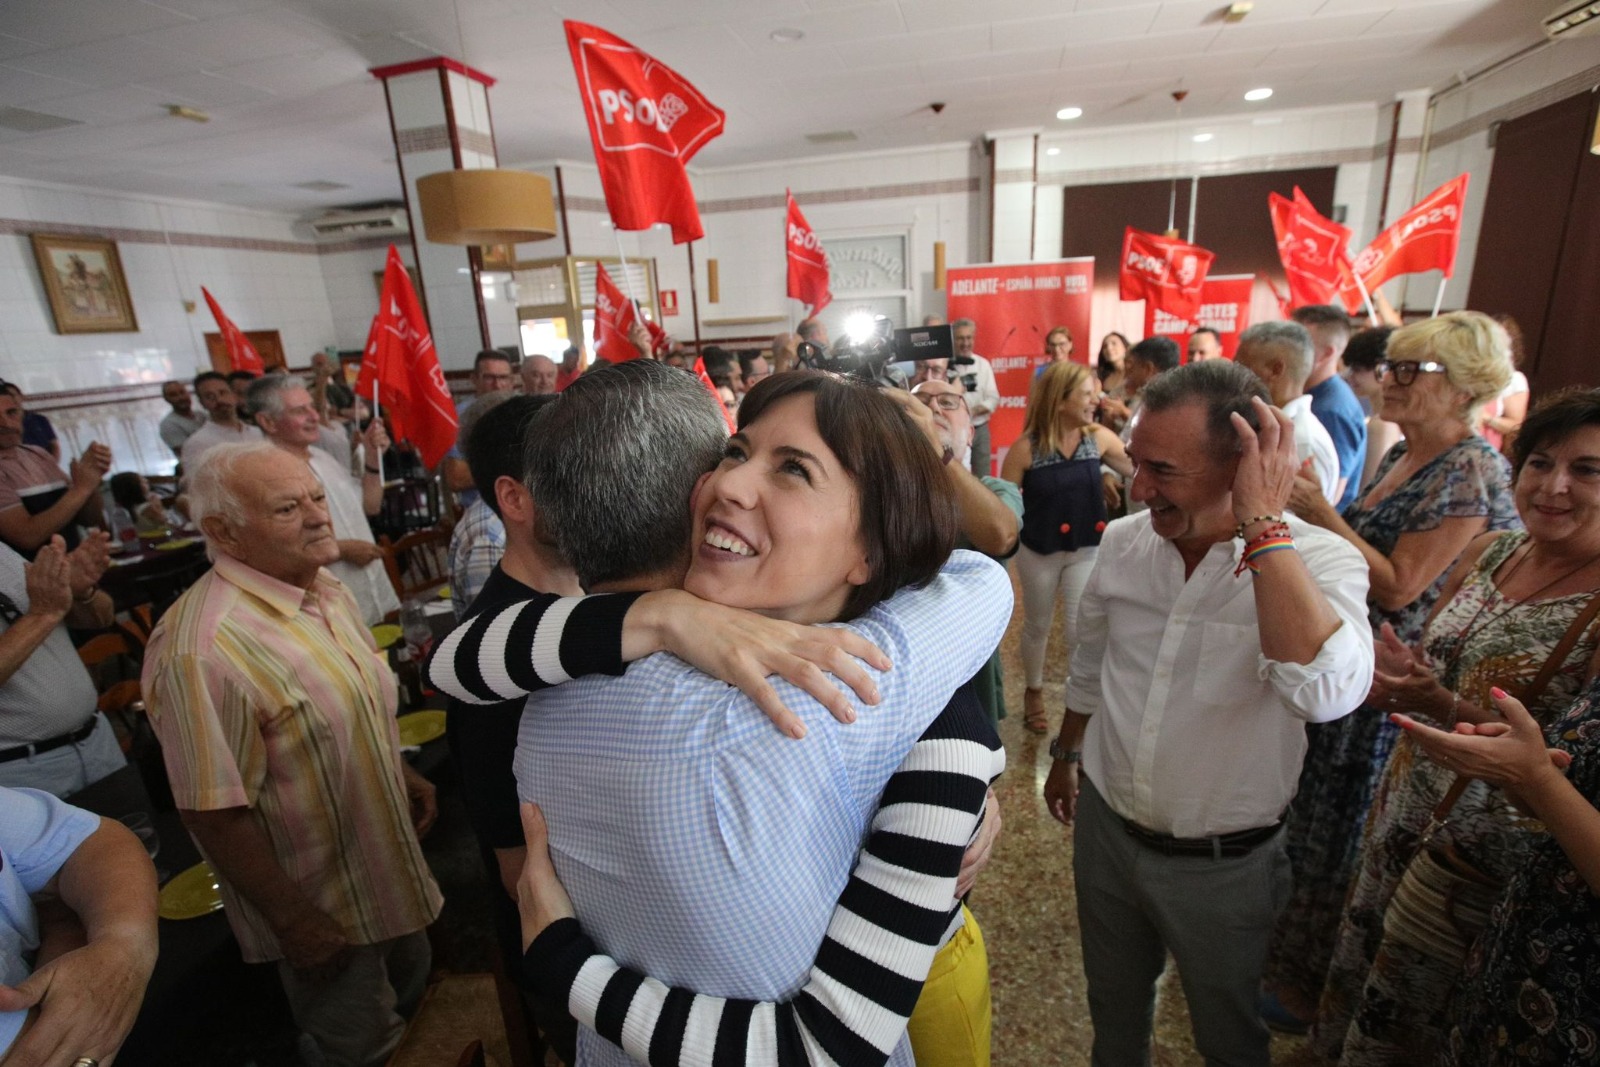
[1002, 360, 1134, 734]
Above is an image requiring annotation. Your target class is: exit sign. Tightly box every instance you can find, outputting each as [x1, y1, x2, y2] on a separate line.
[660, 289, 679, 316]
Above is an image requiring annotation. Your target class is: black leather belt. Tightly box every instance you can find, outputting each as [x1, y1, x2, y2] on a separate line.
[1119, 815, 1282, 858]
[0, 718, 97, 764]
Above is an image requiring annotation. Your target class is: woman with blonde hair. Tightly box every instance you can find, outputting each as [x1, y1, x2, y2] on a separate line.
[1262, 310, 1521, 1031]
[1002, 360, 1133, 734]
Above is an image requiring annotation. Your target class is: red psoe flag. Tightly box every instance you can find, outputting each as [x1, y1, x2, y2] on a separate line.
[693, 356, 736, 433]
[1352, 175, 1469, 292]
[1119, 227, 1215, 319]
[785, 190, 832, 315]
[200, 287, 265, 374]
[565, 20, 725, 243]
[593, 263, 644, 364]
[1269, 191, 1362, 313]
[355, 246, 457, 470]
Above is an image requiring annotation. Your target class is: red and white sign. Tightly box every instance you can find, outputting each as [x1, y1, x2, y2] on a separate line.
[201, 287, 265, 375]
[565, 20, 725, 243]
[1352, 174, 1469, 292]
[1118, 227, 1215, 320]
[1144, 274, 1256, 360]
[785, 190, 832, 315]
[947, 258, 1094, 471]
[356, 246, 457, 469]
[659, 289, 679, 316]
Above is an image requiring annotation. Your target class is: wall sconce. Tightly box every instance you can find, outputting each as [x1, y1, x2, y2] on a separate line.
[415, 169, 558, 245]
[707, 258, 720, 303]
[933, 241, 947, 291]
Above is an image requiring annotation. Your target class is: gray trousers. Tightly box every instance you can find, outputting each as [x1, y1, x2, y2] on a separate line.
[970, 420, 992, 478]
[278, 929, 431, 1067]
[1074, 778, 1291, 1067]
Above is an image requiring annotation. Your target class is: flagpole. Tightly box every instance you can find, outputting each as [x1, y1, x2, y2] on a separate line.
[611, 227, 644, 318]
[1431, 275, 1447, 318]
[1351, 272, 1380, 326]
[371, 379, 384, 483]
[686, 241, 703, 351]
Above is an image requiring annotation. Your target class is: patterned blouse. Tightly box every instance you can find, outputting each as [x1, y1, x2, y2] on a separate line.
[1345, 436, 1519, 645]
[1447, 679, 1600, 1066]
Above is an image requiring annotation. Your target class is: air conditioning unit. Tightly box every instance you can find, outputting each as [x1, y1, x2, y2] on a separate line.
[309, 207, 409, 239]
[1543, 0, 1600, 39]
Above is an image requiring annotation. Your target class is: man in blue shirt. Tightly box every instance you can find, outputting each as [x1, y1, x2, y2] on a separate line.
[1293, 305, 1367, 511]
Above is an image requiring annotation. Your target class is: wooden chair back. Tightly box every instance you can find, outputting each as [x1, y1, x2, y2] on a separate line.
[381, 527, 452, 602]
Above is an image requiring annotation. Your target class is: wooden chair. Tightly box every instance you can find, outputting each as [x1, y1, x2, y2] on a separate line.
[77, 625, 150, 752]
[381, 527, 452, 602]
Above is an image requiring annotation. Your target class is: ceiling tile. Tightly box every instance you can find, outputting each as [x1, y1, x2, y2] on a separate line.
[5, 37, 199, 89]
[133, 11, 329, 64]
[129, 71, 279, 107]
[0, 64, 94, 105]
[214, 48, 370, 95]
[0, 33, 47, 61]
[1, 0, 197, 49]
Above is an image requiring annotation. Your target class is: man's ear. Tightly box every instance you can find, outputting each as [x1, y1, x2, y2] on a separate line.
[495, 475, 532, 527]
[200, 514, 237, 555]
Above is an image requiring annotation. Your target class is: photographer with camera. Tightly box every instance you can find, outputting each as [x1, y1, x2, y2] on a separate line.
[952, 319, 1002, 477]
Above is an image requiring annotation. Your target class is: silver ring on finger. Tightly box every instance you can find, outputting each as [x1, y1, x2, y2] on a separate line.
[73, 1059, 100, 1067]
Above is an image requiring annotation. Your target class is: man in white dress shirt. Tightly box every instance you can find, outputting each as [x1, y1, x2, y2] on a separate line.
[1042, 360, 1372, 1067]
[1234, 321, 1342, 505]
[950, 318, 1002, 477]
[248, 375, 399, 625]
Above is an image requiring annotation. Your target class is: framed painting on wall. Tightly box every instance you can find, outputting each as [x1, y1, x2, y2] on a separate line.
[29, 234, 140, 334]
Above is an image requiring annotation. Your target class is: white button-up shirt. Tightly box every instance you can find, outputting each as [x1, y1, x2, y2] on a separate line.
[1066, 511, 1372, 837]
[1283, 393, 1341, 505]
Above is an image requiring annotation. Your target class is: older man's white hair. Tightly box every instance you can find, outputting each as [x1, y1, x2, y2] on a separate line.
[187, 441, 290, 555]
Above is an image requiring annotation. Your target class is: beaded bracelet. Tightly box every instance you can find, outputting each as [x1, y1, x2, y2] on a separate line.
[1233, 514, 1284, 540]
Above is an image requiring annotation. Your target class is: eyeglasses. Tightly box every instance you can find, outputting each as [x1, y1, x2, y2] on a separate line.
[1375, 359, 1448, 387]
[917, 393, 967, 413]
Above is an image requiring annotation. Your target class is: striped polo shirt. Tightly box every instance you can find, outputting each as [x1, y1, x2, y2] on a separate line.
[143, 553, 441, 963]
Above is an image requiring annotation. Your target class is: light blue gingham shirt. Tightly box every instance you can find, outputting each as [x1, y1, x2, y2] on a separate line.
[513, 551, 1012, 1067]
[448, 498, 506, 620]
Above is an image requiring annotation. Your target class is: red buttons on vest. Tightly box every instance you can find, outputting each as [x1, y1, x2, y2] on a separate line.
[1095, 521, 1107, 532]
[1059, 523, 1071, 534]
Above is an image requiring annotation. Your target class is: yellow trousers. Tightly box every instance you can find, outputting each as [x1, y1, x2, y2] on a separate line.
[907, 905, 992, 1067]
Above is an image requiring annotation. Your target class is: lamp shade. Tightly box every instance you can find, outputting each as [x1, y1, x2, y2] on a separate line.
[415, 168, 558, 245]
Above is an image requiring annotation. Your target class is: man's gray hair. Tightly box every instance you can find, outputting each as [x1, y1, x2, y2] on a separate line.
[1238, 321, 1314, 385]
[188, 441, 284, 545]
[951, 317, 975, 331]
[1141, 360, 1271, 460]
[527, 359, 727, 588]
[244, 374, 307, 419]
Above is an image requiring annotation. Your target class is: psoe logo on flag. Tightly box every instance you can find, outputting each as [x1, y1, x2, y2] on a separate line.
[1396, 203, 1459, 242]
[1177, 254, 1199, 286]
[574, 40, 723, 159]
[1127, 250, 1166, 278]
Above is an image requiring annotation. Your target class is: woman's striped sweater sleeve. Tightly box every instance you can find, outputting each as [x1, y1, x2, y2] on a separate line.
[425, 591, 642, 704]
[523, 692, 1005, 1067]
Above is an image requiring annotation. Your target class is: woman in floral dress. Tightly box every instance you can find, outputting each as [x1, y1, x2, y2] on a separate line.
[1263, 312, 1520, 1029]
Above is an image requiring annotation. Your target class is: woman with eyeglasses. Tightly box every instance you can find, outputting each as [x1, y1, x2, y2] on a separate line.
[1002, 360, 1133, 734]
[1260, 311, 1521, 1032]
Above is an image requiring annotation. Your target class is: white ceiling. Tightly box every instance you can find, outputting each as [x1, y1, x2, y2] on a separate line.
[0, 0, 1548, 215]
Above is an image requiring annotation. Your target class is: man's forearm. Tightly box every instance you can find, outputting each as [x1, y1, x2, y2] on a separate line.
[64, 588, 114, 629]
[1251, 549, 1341, 665]
[1055, 710, 1090, 750]
[0, 487, 94, 551]
[52, 817, 158, 964]
[0, 610, 66, 686]
[948, 468, 1018, 557]
[180, 807, 322, 930]
[361, 470, 383, 514]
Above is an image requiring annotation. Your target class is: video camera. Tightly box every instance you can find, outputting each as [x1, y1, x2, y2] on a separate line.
[796, 313, 957, 386]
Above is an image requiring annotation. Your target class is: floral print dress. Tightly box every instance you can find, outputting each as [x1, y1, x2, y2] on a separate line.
[1446, 678, 1600, 1065]
[1264, 436, 1519, 1015]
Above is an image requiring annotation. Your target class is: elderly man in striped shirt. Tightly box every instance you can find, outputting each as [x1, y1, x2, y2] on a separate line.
[143, 441, 442, 1067]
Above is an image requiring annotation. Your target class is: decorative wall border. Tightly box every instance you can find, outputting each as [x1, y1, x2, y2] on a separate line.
[1429, 61, 1600, 148]
[0, 218, 396, 256]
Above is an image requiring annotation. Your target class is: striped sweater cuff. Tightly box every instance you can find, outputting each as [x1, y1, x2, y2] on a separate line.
[523, 917, 592, 1003]
[559, 592, 645, 679]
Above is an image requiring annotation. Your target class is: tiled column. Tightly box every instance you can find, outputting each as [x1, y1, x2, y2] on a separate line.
[987, 129, 1040, 264]
[371, 58, 499, 370]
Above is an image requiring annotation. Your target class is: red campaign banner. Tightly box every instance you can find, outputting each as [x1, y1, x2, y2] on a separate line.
[1352, 174, 1469, 292]
[947, 258, 1094, 469]
[200, 287, 265, 374]
[1144, 275, 1256, 360]
[1118, 227, 1214, 320]
[565, 21, 725, 243]
[785, 190, 832, 315]
[356, 245, 457, 469]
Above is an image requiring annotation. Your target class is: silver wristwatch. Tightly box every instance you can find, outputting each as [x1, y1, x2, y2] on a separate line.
[1048, 739, 1083, 764]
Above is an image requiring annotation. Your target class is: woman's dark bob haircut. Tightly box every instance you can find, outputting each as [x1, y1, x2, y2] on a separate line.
[1511, 387, 1600, 476]
[735, 370, 958, 622]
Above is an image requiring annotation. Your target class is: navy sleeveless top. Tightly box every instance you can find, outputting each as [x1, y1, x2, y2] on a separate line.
[1020, 430, 1109, 554]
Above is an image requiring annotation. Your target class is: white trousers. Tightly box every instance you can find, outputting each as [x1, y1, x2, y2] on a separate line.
[1015, 543, 1098, 690]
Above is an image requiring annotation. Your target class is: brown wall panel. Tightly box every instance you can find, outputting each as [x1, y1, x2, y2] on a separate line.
[1534, 90, 1600, 393]
[1062, 179, 1190, 289]
[1466, 92, 1593, 391]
